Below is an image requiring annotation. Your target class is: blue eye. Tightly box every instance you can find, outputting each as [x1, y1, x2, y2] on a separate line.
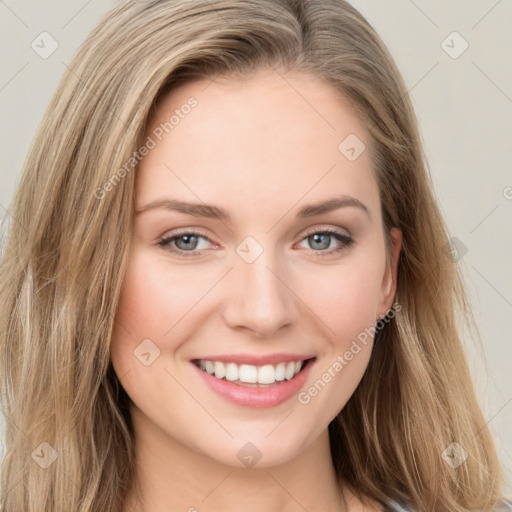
[158, 230, 211, 254]
[157, 228, 354, 257]
[297, 228, 354, 256]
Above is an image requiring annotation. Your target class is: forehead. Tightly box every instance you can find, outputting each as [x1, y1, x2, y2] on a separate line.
[137, 69, 379, 219]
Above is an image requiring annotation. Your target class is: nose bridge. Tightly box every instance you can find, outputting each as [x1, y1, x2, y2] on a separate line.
[222, 238, 297, 336]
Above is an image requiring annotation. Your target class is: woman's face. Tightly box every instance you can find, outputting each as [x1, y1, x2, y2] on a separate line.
[110, 69, 401, 468]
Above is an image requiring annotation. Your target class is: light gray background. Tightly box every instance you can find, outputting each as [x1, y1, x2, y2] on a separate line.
[0, 0, 511, 495]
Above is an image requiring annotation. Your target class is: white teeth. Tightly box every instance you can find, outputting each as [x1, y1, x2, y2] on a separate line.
[196, 359, 306, 385]
[274, 362, 286, 381]
[258, 364, 275, 384]
[205, 360, 215, 374]
[214, 361, 226, 379]
[239, 364, 258, 383]
[284, 362, 295, 380]
[225, 362, 238, 381]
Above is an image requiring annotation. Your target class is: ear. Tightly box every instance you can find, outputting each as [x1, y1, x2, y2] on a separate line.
[377, 227, 402, 317]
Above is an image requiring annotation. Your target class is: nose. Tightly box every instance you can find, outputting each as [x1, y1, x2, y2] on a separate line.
[222, 248, 298, 338]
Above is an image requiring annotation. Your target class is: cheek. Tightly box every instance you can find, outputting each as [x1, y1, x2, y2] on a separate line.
[109, 249, 221, 371]
[110, 251, 176, 372]
[113, 251, 202, 338]
[294, 258, 383, 424]
[296, 253, 384, 343]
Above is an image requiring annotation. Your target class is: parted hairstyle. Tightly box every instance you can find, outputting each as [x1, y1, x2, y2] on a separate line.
[0, 1, 508, 511]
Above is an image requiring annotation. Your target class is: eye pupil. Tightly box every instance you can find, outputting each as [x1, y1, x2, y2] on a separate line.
[309, 233, 330, 250]
[176, 235, 198, 250]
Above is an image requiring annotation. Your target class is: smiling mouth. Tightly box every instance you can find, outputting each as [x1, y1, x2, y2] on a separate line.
[192, 357, 316, 387]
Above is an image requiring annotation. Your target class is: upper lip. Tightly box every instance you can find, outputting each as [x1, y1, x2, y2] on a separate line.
[191, 353, 316, 366]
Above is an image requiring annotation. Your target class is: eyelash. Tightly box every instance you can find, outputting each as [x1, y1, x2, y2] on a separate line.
[157, 227, 354, 258]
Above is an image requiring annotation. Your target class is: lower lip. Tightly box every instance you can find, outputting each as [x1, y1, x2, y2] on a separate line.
[192, 359, 316, 408]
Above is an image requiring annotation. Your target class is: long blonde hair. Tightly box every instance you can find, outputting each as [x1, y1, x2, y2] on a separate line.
[0, 1, 508, 510]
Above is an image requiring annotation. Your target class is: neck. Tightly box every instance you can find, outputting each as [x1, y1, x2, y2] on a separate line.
[122, 404, 350, 512]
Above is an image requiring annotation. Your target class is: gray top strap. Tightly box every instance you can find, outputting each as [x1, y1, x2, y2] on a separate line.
[387, 499, 512, 511]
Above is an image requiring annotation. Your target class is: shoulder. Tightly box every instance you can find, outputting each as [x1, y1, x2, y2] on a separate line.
[387, 499, 512, 511]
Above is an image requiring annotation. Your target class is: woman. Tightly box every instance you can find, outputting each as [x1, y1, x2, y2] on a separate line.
[0, 1, 509, 511]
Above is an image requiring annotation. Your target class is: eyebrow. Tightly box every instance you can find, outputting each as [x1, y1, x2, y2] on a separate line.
[136, 195, 370, 221]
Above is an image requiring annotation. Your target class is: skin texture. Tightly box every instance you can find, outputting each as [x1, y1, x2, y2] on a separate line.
[110, 69, 402, 512]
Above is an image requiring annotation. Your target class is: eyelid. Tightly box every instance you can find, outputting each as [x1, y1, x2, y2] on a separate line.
[159, 226, 212, 242]
[294, 226, 354, 257]
[157, 227, 217, 253]
[157, 225, 354, 257]
[159, 224, 351, 243]
[300, 224, 351, 239]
